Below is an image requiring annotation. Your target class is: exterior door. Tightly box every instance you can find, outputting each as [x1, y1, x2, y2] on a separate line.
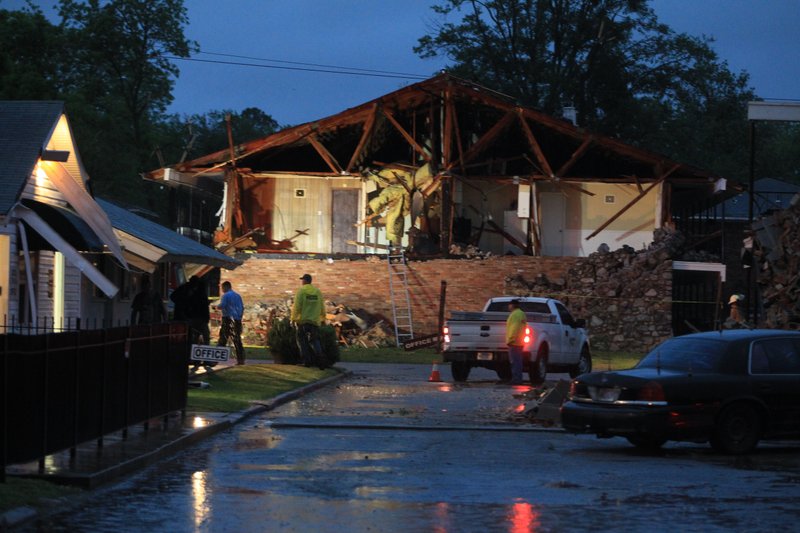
[540, 192, 565, 256]
[331, 189, 359, 253]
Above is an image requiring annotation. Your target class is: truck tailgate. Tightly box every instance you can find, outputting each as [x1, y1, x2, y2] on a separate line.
[445, 320, 507, 352]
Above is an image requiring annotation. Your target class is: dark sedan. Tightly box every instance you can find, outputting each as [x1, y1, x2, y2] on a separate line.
[561, 329, 800, 454]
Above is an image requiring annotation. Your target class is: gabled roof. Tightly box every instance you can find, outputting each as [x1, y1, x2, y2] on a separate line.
[97, 199, 241, 270]
[149, 73, 718, 186]
[0, 101, 64, 215]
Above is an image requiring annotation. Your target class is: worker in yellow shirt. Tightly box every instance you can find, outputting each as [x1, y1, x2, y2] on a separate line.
[292, 273, 326, 367]
[506, 299, 527, 384]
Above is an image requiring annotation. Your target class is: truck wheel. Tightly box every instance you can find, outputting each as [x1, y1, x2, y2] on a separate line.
[451, 361, 471, 382]
[496, 362, 512, 381]
[569, 345, 592, 378]
[529, 345, 548, 385]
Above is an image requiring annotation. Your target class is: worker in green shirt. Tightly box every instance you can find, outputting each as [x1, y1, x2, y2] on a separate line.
[291, 273, 326, 367]
[506, 299, 527, 384]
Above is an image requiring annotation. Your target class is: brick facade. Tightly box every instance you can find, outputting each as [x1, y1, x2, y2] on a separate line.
[221, 255, 578, 338]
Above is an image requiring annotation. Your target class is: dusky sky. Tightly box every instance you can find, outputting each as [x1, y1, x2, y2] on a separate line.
[4, 0, 799, 126]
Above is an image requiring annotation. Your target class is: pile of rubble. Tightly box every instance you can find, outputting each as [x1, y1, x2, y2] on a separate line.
[219, 299, 397, 348]
[755, 194, 800, 329]
[507, 228, 712, 352]
[448, 243, 492, 259]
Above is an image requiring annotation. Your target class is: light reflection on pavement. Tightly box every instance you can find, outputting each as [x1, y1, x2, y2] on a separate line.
[26, 363, 800, 533]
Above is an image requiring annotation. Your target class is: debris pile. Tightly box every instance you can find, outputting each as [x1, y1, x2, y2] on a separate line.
[755, 194, 800, 329]
[506, 228, 710, 352]
[216, 299, 398, 347]
[448, 243, 493, 259]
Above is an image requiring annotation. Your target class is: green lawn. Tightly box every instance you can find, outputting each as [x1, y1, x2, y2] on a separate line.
[187, 364, 337, 412]
[593, 350, 643, 371]
[0, 477, 79, 514]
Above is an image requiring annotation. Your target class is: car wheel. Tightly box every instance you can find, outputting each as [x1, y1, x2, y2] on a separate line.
[710, 403, 762, 455]
[626, 435, 667, 450]
[451, 361, 471, 382]
[569, 345, 592, 378]
[495, 362, 512, 381]
[529, 345, 548, 385]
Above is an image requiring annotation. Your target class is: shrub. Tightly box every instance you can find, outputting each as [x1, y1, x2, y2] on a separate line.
[320, 325, 340, 363]
[267, 318, 340, 365]
[267, 317, 300, 364]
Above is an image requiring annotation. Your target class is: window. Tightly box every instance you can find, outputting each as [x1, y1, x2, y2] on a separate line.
[637, 338, 727, 373]
[485, 300, 550, 314]
[555, 302, 575, 326]
[750, 338, 800, 375]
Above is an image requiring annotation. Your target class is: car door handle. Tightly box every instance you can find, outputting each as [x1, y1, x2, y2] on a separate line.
[759, 384, 773, 391]
[480, 333, 490, 337]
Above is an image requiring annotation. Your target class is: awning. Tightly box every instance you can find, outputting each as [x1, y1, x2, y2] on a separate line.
[39, 160, 127, 268]
[21, 200, 104, 252]
[98, 199, 242, 272]
[15, 205, 118, 298]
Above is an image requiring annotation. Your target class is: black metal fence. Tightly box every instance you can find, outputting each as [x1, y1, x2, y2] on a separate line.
[0, 322, 189, 481]
[0, 315, 135, 335]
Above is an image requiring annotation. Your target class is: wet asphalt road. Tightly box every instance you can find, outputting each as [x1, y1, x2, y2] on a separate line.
[27, 363, 800, 532]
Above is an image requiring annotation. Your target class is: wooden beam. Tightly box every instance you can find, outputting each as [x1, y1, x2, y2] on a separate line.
[346, 104, 377, 172]
[383, 108, 432, 162]
[308, 134, 344, 174]
[517, 110, 554, 177]
[450, 99, 466, 172]
[17, 207, 119, 298]
[447, 110, 515, 170]
[442, 90, 453, 168]
[585, 164, 680, 241]
[556, 136, 593, 177]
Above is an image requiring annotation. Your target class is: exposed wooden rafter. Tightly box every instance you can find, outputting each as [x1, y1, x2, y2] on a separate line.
[517, 109, 554, 177]
[308, 134, 344, 174]
[556, 136, 594, 177]
[382, 108, 432, 162]
[447, 110, 515, 170]
[346, 103, 378, 172]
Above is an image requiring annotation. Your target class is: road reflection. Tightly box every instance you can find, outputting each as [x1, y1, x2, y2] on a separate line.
[192, 470, 209, 529]
[509, 500, 540, 532]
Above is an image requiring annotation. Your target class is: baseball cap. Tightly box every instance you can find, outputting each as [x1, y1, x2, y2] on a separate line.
[300, 274, 312, 282]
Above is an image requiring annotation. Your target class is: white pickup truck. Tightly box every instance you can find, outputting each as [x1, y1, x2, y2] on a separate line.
[442, 296, 591, 384]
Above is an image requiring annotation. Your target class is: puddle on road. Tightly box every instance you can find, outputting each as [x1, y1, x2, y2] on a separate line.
[239, 451, 405, 474]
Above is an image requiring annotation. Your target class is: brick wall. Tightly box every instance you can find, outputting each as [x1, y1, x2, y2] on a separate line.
[222, 255, 577, 337]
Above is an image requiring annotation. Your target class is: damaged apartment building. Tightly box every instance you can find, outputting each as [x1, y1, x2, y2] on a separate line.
[146, 74, 736, 349]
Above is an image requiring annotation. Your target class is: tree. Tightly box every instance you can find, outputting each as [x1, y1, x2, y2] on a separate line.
[156, 107, 281, 167]
[0, 6, 63, 99]
[416, 0, 758, 181]
[56, 0, 195, 200]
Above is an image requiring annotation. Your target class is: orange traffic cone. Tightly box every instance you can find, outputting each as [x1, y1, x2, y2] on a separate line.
[428, 361, 442, 382]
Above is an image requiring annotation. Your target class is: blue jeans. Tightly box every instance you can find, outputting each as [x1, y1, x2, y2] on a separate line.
[508, 344, 524, 383]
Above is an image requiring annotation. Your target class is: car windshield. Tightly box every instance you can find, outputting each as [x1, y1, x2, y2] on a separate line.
[486, 301, 550, 313]
[636, 338, 727, 373]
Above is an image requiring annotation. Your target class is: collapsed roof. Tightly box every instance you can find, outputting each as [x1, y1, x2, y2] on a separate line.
[148, 73, 720, 189]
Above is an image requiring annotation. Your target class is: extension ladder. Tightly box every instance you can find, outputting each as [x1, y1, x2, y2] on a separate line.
[387, 246, 414, 347]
